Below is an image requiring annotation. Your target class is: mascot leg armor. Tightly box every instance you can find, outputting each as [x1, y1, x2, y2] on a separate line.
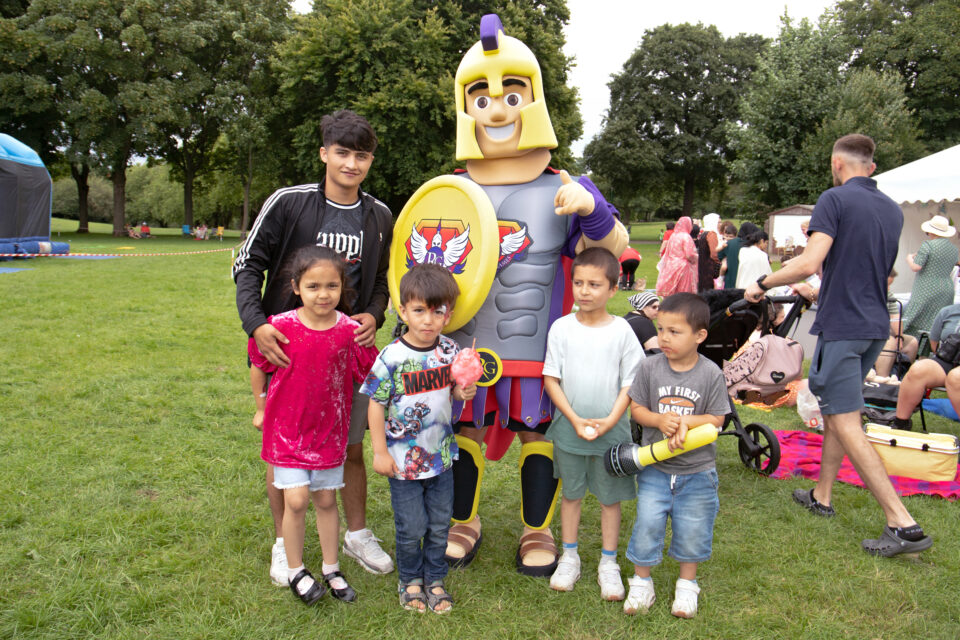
[516, 440, 561, 576]
[444, 435, 485, 568]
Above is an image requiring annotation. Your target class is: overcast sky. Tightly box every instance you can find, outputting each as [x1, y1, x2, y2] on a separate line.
[291, 0, 838, 155]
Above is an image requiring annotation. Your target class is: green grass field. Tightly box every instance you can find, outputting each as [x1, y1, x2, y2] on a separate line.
[1, 223, 958, 639]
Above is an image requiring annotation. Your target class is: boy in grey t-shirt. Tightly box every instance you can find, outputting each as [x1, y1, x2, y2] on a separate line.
[624, 293, 728, 619]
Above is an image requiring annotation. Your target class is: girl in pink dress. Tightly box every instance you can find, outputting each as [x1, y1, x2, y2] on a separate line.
[656, 216, 699, 296]
[249, 246, 377, 605]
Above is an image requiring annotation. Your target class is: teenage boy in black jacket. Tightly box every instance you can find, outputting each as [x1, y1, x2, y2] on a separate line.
[234, 110, 396, 585]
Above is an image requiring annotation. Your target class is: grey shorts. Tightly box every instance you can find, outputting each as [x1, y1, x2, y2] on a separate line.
[808, 337, 885, 415]
[348, 383, 369, 446]
[553, 447, 637, 505]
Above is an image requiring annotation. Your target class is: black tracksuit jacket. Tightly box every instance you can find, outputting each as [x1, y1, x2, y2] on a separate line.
[233, 179, 393, 336]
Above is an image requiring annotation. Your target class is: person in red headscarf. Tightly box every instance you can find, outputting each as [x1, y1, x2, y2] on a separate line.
[656, 217, 698, 296]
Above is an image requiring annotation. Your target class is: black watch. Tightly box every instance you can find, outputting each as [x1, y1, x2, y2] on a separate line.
[756, 274, 770, 292]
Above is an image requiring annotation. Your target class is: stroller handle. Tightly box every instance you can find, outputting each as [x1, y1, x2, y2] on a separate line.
[728, 293, 805, 313]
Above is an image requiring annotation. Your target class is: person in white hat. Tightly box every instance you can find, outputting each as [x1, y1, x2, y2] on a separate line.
[902, 214, 959, 338]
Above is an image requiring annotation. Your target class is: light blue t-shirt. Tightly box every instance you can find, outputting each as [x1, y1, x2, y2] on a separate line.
[542, 314, 643, 455]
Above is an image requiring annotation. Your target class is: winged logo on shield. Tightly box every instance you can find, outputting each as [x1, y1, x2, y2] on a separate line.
[409, 222, 471, 274]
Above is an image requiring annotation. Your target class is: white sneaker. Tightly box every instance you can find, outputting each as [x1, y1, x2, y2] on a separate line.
[597, 560, 625, 601]
[343, 530, 394, 574]
[623, 575, 655, 615]
[549, 553, 581, 591]
[671, 578, 700, 619]
[269, 541, 288, 587]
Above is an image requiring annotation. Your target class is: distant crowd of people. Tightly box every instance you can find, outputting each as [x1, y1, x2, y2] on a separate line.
[655, 215, 770, 297]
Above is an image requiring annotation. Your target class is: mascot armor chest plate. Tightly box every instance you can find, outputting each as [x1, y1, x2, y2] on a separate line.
[448, 172, 570, 364]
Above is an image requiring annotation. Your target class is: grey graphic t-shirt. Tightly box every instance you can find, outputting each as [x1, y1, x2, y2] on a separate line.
[628, 353, 729, 474]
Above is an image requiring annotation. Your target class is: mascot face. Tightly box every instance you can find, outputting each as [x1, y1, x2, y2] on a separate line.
[464, 75, 534, 158]
[454, 14, 557, 161]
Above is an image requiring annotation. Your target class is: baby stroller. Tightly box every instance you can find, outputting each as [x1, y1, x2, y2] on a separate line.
[697, 289, 810, 476]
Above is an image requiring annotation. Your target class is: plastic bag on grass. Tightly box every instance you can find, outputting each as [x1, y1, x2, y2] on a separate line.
[796, 379, 823, 432]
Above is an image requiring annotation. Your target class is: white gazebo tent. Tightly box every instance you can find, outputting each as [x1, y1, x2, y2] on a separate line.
[874, 144, 960, 294]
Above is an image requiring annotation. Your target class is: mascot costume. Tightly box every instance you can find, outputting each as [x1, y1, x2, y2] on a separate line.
[389, 14, 627, 576]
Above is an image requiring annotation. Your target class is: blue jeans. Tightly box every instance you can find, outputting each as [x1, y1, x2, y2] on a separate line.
[388, 469, 454, 584]
[626, 466, 719, 566]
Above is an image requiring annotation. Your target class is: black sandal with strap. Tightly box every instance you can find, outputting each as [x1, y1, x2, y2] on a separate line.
[289, 568, 326, 605]
[323, 570, 357, 602]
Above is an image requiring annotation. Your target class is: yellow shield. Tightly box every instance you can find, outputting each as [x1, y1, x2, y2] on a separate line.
[389, 175, 499, 332]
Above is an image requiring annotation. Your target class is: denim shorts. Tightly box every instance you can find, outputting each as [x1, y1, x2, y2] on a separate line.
[553, 447, 636, 505]
[626, 466, 719, 566]
[808, 337, 885, 415]
[272, 464, 344, 492]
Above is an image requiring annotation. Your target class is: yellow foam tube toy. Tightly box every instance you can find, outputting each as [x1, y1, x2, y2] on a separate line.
[636, 424, 718, 466]
[605, 424, 719, 477]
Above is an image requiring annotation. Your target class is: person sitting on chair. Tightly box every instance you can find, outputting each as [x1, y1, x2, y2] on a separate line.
[872, 268, 918, 381]
[891, 302, 960, 430]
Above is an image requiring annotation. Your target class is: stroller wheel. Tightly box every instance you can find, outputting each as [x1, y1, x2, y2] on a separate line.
[737, 423, 781, 475]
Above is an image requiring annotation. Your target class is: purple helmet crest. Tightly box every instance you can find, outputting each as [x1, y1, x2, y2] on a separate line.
[480, 14, 503, 52]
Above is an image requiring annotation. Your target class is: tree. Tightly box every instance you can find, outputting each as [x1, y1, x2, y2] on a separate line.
[584, 23, 767, 219]
[152, 0, 290, 228]
[835, 0, 960, 149]
[795, 68, 924, 197]
[274, 0, 582, 213]
[0, 11, 60, 164]
[729, 15, 924, 210]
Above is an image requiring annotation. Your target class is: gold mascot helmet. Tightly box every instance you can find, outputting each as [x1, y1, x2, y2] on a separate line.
[455, 14, 558, 160]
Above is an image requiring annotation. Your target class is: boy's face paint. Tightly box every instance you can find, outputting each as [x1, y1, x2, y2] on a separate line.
[398, 298, 452, 348]
[464, 75, 533, 158]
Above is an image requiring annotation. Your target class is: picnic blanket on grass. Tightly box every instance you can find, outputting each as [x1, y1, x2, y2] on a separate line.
[771, 430, 960, 501]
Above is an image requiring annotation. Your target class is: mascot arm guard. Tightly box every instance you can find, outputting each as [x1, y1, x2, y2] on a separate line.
[604, 424, 719, 477]
[573, 176, 628, 257]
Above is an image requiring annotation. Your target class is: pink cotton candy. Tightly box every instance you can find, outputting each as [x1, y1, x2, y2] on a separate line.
[451, 348, 483, 387]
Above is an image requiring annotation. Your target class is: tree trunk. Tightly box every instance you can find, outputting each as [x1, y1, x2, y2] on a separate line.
[240, 145, 253, 238]
[71, 163, 90, 234]
[682, 174, 695, 217]
[183, 154, 195, 228]
[111, 168, 127, 237]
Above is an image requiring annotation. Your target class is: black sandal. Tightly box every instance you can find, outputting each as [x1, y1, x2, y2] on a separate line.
[323, 570, 357, 602]
[426, 581, 453, 614]
[289, 568, 326, 605]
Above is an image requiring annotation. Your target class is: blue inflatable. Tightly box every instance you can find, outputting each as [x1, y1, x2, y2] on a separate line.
[0, 133, 68, 259]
